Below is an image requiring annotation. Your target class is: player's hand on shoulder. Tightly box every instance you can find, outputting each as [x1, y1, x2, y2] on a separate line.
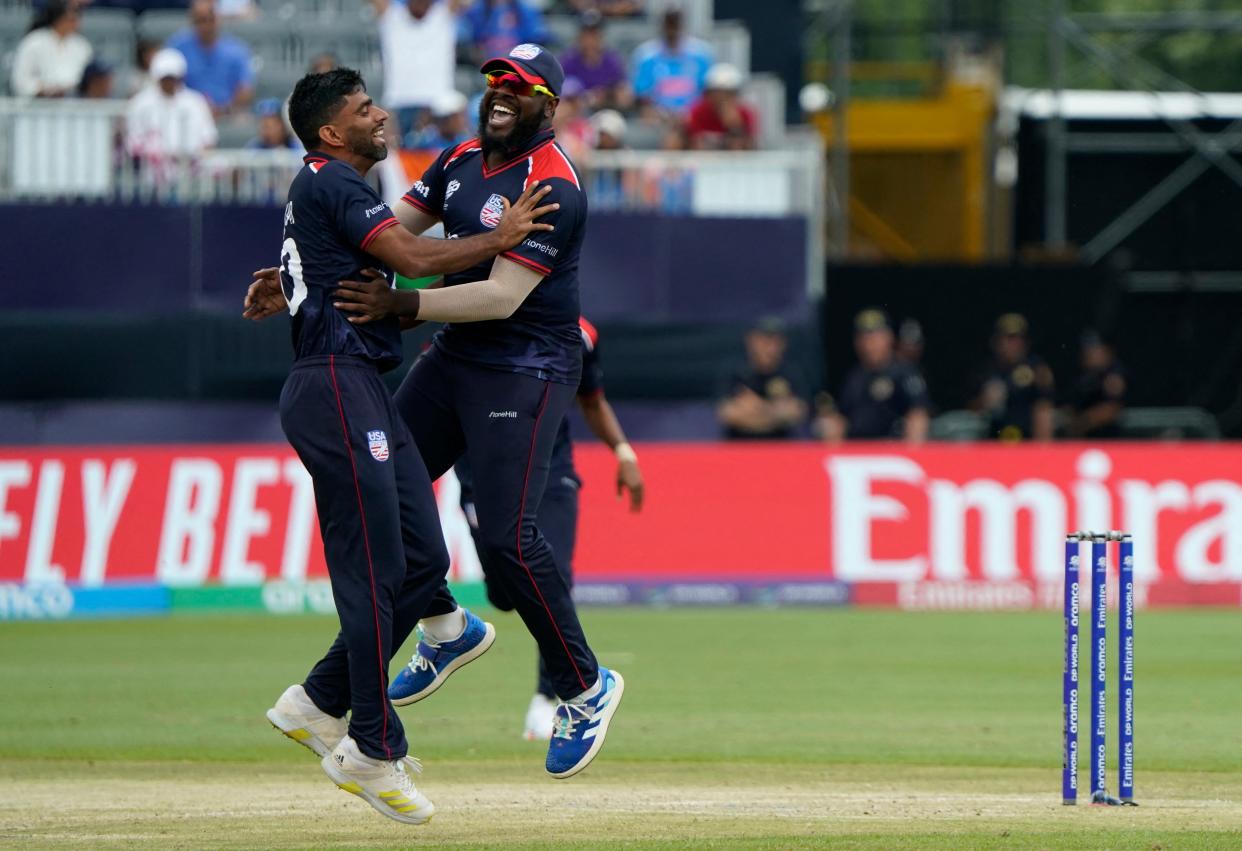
[242, 267, 286, 321]
[496, 180, 558, 249]
[333, 268, 395, 325]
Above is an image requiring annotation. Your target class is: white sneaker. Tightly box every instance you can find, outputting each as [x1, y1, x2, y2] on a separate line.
[266, 684, 346, 758]
[523, 692, 557, 741]
[321, 735, 435, 825]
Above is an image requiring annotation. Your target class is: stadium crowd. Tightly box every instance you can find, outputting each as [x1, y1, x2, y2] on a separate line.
[5, 0, 761, 169]
[718, 311, 1128, 444]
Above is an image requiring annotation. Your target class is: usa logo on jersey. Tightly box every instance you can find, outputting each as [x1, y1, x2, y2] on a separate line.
[367, 430, 389, 462]
[479, 193, 505, 229]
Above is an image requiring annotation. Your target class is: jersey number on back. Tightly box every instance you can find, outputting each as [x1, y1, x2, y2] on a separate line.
[280, 237, 307, 315]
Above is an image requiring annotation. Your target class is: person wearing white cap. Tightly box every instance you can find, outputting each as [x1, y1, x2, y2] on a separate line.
[590, 108, 626, 150]
[125, 47, 217, 167]
[685, 61, 757, 150]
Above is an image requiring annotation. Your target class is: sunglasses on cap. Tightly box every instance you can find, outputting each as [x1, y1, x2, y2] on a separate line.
[485, 71, 555, 99]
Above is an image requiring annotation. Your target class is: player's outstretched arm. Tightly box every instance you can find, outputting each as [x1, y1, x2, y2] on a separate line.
[334, 255, 542, 324]
[367, 183, 557, 279]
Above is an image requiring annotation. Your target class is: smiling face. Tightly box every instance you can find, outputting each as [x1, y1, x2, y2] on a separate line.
[478, 72, 556, 159]
[333, 89, 389, 163]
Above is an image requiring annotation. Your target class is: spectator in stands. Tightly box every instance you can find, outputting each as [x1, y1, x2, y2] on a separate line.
[646, 121, 691, 211]
[407, 90, 472, 150]
[971, 313, 1055, 442]
[686, 62, 757, 150]
[77, 57, 113, 98]
[1068, 330, 1127, 439]
[817, 310, 929, 444]
[460, 0, 549, 64]
[308, 53, 339, 74]
[586, 107, 627, 209]
[567, 0, 644, 16]
[718, 316, 809, 440]
[896, 317, 924, 367]
[245, 97, 298, 149]
[632, 8, 712, 115]
[127, 39, 161, 96]
[592, 107, 626, 150]
[167, 0, 254, 116]
[11, 1, 92, 98]
[560, 10, 631, 111]
[550, 77, 593, 162]
[126, 47, 217, 164]
[372, 0, 464, 148]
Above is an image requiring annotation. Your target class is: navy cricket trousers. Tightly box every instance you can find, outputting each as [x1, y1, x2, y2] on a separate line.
[280, 355, 450, 761]
[394, 346, 600, 700]
[458, 455, 580, 699]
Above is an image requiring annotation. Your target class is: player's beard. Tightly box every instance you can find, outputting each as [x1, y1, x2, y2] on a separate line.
[478, 97, 546, 160]
[346, 123, 388, 163]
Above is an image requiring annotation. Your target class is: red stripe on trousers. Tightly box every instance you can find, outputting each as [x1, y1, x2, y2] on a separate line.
[328, 354, 392, 759]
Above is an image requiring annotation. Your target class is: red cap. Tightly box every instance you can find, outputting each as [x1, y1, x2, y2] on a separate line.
[481, 58, 546, 86]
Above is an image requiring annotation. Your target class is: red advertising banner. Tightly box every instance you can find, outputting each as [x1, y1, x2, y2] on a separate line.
[1, 443, 1241, 606]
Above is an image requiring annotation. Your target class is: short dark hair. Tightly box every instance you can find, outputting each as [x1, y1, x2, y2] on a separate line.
[29, 0, 76, 34]
[288, 67, 367, 152]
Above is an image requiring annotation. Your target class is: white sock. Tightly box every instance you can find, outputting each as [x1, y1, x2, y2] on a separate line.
[421, 608, 466, 643]
[566, 676, 602, 705]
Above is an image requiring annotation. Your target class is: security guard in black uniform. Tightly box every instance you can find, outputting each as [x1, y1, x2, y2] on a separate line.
[1069, 330, 1127, 439]
[818, 309, 930, 442]
[972, 313, 1055, 441]
[718, 316, 810, 439]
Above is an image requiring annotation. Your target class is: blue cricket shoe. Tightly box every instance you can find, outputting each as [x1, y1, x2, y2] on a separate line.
[389, 610, 496, 706]
[545, 667, 625, 779]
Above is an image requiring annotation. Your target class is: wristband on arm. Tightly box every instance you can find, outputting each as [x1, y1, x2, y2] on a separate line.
[614, 442, 638, 464]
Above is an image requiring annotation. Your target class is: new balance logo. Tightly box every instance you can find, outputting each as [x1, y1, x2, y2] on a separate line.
[489, 411, 518, 418]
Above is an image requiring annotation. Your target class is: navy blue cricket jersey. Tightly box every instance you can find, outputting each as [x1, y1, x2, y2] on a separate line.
[280, 152, 404, 371]
[837, 361, 929, 439]
[401, 127, 587, 385]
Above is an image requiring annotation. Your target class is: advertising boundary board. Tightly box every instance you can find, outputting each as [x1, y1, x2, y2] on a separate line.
[1, 442, 1241, 615]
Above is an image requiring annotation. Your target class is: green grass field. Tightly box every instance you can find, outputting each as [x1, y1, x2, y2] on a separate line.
[2, 608, 1240, 849]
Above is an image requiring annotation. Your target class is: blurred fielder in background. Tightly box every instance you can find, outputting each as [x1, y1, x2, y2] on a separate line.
[456, 315, 644, 740]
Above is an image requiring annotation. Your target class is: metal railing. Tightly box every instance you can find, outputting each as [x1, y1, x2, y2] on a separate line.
[0, 97, 826, 293]
[0, 98, 304, 204]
